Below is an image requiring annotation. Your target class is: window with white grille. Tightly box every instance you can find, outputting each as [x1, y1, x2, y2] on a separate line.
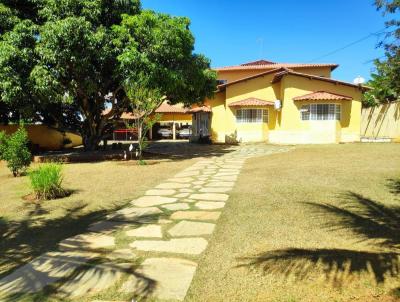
[236, 109, 268, 123]
[300, 104, 340, 121]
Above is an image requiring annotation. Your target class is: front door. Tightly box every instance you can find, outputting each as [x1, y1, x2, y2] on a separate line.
[196, 112, 210, 136]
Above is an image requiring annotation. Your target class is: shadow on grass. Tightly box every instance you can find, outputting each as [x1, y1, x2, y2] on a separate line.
[238, 182, 400, 287]
[36, 141, 239, 163]
[387, 178, 400, 196]
[0, 202, 166, 301]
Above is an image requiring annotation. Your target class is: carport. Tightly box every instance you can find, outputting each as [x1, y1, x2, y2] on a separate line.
[152, 102, 192, 140]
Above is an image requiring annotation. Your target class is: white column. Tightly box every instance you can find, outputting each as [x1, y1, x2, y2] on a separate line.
[172, 122, 176, 140]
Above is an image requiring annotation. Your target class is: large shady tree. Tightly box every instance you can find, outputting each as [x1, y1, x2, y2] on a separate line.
[0, 0, 216, 150]
[364, 0, 399, 106]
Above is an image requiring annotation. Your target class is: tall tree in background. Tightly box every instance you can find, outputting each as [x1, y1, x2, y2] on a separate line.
[0, 0, 216, 150]
[364, 0, 399, 106]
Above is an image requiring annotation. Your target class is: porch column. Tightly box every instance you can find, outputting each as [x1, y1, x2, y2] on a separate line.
[149, 125, 153, 140]
[172, 122, 176, 140]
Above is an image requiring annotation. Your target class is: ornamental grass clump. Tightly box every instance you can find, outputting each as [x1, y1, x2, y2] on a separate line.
[29, 163, 66, 200]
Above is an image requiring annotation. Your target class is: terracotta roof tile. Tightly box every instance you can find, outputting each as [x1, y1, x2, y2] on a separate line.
[215, 60, 338, 71]
[102, 108, 141, 119]
[241, 59, 276, 66]
[272, 69, 369, 90]
[229, 98, 275, 107]
[188, 106, 212, 113]
[155, 102, 188, 114]
[293, 91, 353, 101]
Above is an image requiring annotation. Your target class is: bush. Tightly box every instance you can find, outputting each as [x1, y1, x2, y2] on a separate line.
[29, 163, 66, 200]
[0, 127, 31, 177]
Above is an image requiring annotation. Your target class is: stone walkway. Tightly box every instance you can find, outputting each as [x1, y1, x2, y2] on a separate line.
[0, 144, 292, 302]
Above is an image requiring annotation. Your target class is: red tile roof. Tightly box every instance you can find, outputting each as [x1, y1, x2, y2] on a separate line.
[229, 98, 275, 107]
[102, 108, 142, 119]
[271, 69, 369, 90]
[188, 106, 212, 113]
[215, 59, 338, 71]
[293, 91, 353, 101]
[217, 67, 287, 90]
[241, 60, 276, 66]
[154, 102, 188, 114]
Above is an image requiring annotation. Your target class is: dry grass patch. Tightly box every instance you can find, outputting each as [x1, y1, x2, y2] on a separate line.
[186, 143, 400, 302]
[0, 157, 195, 278]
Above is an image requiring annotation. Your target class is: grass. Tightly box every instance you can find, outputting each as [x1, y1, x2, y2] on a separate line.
[0, 157, 195, 279]
[29, 163, 66, 200]
[186, 143, 400, 302]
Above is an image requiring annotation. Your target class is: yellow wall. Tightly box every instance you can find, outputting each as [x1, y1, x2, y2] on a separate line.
[0, 125, 82, 150]
[361, 102, 400, 141]
[206, 72, 363, 144]
[217, 66, 332, 83]
[156, 113, 192, 123]
[279, 75, 362, 143]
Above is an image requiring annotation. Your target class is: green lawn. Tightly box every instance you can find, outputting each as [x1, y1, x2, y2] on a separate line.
[186, 143, 400, 302]
[0, 157, 195, 279]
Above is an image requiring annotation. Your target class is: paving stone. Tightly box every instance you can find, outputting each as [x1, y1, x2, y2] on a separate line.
[132, 196, 177, 207]
[195, 201, 226, 210]
[130, 238, 208, 255]
[211, 175, 238, 181]
[108, 207, 163, 222]
[145, 189, 176, 196]
[156, 182, 191, 189]
[170, 211, 221, 221]
[180, 188, 194, 193]
[0, 251, 98, 295]
[57, 262, 130, 298]
[126, 225, 162, 238]
[106, 249, 136, 260]
[193, 185, 202, 189]
[196, 176, 209, 180]
[158, 218, 173, 224]
[206, 181, 235, 187]
[189, 193, 229, 201]
[199, 187, 232, 193]
[88, 221, 128, 234]
[128, 258, 197, 301]
[218, 165, 241, 169]
[59, 233, 115, 251]
[167, 177, 193, 183]
[161, 203, 190, 211]
[202, 171, 216, 175]
[174, 192, 190, 198]
[174, 171, 200, 177]
[193, 180, 205, 185]
[183, 199, 196, 203]
[214, 172, 240, 177]
[168, 221, 215, 237]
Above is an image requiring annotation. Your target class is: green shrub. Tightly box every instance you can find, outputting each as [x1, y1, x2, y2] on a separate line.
[29, 163, 66, 200]
[1, 127, 31, 177]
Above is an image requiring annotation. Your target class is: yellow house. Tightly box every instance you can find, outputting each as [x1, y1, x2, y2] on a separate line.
[190, 60, 367, 144]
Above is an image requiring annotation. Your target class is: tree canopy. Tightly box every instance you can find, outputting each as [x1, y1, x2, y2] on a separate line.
[0, 0, 216, 149]
[364, 0, 399, 106]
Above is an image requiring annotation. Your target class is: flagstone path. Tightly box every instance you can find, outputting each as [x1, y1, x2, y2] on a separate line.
[0, 144, 292, 302]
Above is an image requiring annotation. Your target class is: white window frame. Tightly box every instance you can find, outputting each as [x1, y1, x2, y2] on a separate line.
[300, 103, 341, 121]
[236, 108, 268, 123]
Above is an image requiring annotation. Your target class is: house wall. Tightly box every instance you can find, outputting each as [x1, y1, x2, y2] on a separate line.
[361, 102, 400, 141]
[269, 75, 362, 144]
[0, 124, 82, 151]
[156, 113, 192, 123]
[217, 66, 332, 83]
[205, 73, 363, 144]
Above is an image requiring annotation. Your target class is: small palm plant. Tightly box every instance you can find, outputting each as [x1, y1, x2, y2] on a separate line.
[29, 163, 66, 200]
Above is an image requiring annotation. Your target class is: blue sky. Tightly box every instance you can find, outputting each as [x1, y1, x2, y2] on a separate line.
[141, 0, 390, 82]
